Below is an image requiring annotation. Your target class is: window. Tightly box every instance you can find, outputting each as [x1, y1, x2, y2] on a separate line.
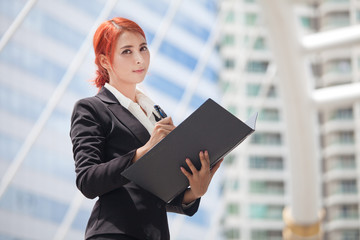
[325, 59, 351, 74]
[250, 181, 284, 195]
[251, 132, 282, 145]
[260, 108, 280, 121]
[337, 204, 358, 219]
[226, 11, 235, 23]
[246, 83, 261, 96]
[339, 180, 357, 194]
[224, 228, 240, 239]
[249, 156, 284, 170]
[225, 58, 235, 69]
[250, 204, 283, 220]
[253, 37, 266, 50]
[328, 155, 356, 170]
[223, 34, 235, 46]
[246, 60, 269, 73]
[330, 107, 353, 120]
[0, 186, 68, 224]
[342, 230, 360, 240]
[245, 13, 257, 26]
[251, 230, 282, 240]
[323, 11, 350, 28]
[226, 202, 240, 215]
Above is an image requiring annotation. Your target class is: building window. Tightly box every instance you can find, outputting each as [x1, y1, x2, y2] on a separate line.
[226, 10, 235, 23]
[253, 37, 266, 50]
[224, 227, 240, 239]
[251, 230, 282, 240]
[223, 34, 235, 46]
[251, 132, 282, 145]
[329, 131, 354, 145]
[245, 12, 258, 26]
[323, 11, 350, 28]
[342, 230, 359, 240]
[337, 204, 359, 219]
[224, 154, 236, 165]
[260, 108, 280, 121]
[250, 204, 283, 220]
[330, 107, 353, 120]
[246, 83, 261, 96]
[246, 60, 269, 73]
[225, 58, 235, 69]
[324, 59, 351, 74]
[328, 155, 356, 170]
[249, 181, 284, 195]
[249, 156, 284, 170]
[226, 202, 240, 215]
[339, 180, 357, 194]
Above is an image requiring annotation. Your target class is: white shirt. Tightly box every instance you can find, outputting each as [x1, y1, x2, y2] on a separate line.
[104, 83, 161, 134]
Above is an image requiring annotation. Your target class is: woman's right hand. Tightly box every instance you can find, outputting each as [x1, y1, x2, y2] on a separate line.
[133, 117, 175, 162]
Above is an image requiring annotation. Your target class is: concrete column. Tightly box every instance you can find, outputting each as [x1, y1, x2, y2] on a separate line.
[258, 0, 324, 239]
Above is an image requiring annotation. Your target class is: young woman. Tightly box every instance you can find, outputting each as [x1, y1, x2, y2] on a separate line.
[70, 17, 222, 240]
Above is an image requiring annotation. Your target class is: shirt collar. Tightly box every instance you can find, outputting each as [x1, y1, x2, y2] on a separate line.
[104, 83, 156, 118]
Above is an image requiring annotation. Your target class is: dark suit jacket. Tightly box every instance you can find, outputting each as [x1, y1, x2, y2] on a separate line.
[70, 87, 200, 240]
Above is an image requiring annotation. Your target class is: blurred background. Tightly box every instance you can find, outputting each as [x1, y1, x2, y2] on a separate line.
[0, 0, 360, 239]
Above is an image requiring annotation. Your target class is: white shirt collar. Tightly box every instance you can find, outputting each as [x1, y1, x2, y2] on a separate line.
[104, 83, 159, 134]
[104, 83, 132, 109]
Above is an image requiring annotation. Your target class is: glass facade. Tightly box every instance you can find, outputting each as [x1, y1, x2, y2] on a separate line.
[0, 0, 221, 239]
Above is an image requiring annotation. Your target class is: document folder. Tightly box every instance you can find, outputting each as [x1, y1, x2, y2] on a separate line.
[122, 98, 257, 203]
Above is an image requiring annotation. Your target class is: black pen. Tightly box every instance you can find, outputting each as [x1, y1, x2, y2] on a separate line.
[154, 105, 167, 119]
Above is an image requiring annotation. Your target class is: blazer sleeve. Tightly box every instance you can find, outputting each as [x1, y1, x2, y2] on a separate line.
[70, 98, 135, 199]
[165, 191, 201, 216]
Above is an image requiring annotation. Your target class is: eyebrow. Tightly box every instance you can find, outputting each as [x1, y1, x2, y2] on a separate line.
[120, 42, 147, 49]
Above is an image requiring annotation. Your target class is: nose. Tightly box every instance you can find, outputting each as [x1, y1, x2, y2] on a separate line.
[135, 52, 143, 65]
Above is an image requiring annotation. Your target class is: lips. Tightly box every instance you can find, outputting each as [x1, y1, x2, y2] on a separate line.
[133, 69, 145, 73]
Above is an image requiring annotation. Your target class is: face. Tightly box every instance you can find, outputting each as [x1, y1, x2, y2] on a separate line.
[103, 31, 150, 89]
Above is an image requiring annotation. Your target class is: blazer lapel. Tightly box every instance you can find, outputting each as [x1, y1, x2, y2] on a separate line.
[96, 87, 150, 145]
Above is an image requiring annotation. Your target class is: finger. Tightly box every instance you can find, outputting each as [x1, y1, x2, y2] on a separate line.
[185, 158, 198, 174]
[180, 167, 192, 179]
[158, 116, 174, 126]
[155, 123, 175, 132]
[199, 151, 209, 171]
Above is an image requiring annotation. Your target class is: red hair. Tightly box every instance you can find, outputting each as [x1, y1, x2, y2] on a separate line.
[92, 17, 146, 88]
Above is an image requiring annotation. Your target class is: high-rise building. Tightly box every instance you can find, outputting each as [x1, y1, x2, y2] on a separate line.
[0, 0, 221, 239]
[218, 0, 359, 240]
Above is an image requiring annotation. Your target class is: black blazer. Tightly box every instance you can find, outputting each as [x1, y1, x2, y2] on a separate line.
[70, 87, 200, 240]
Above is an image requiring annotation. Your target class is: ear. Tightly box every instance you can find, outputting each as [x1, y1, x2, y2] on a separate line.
[99, 54, 111, 70]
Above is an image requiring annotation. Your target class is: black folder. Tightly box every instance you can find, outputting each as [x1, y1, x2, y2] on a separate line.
[122, 98, 257, 203]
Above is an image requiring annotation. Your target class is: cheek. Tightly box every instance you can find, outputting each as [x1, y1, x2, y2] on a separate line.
[144, 54, 150, 66]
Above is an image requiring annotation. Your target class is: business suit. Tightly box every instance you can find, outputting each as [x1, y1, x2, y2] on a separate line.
[70, 87, 200, 240]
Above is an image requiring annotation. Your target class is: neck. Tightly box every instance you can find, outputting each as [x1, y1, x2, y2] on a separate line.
[109, 81, 137, 102]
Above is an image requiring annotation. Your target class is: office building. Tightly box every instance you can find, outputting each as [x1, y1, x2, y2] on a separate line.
[218, 0, 359, 239]
[0, 0, 221, 239]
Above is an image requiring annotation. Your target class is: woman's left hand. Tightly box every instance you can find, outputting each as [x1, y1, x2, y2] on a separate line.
[180, 151, 223, 203]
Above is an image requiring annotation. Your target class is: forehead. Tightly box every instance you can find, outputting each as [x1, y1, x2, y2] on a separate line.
[116, 31, 146, 47]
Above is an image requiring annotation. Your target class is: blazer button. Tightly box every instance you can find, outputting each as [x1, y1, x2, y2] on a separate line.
[157, 202, 162, 209]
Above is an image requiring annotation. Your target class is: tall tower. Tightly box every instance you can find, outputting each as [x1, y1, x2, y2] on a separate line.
[218, 0, 360, 239]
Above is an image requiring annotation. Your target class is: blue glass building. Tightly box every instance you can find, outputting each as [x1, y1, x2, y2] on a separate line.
[0, 0, 221, 239]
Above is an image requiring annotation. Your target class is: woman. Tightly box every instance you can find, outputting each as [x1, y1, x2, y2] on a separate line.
[70, 17, 222, 240]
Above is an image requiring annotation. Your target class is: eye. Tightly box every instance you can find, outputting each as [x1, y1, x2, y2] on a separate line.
[140, 46, 148, 52]
[121, 49, 131, 54]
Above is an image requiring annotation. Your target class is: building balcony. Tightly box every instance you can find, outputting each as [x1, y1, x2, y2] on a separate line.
[323, 193, 358, 206]
[321, 72, 353, 86]
[321, 120, 354, 134]
[322, 143, 355, 158]
[323, 169, 357, 181]
[319, 1, 350, 16]
[324, 219, 360, 232]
